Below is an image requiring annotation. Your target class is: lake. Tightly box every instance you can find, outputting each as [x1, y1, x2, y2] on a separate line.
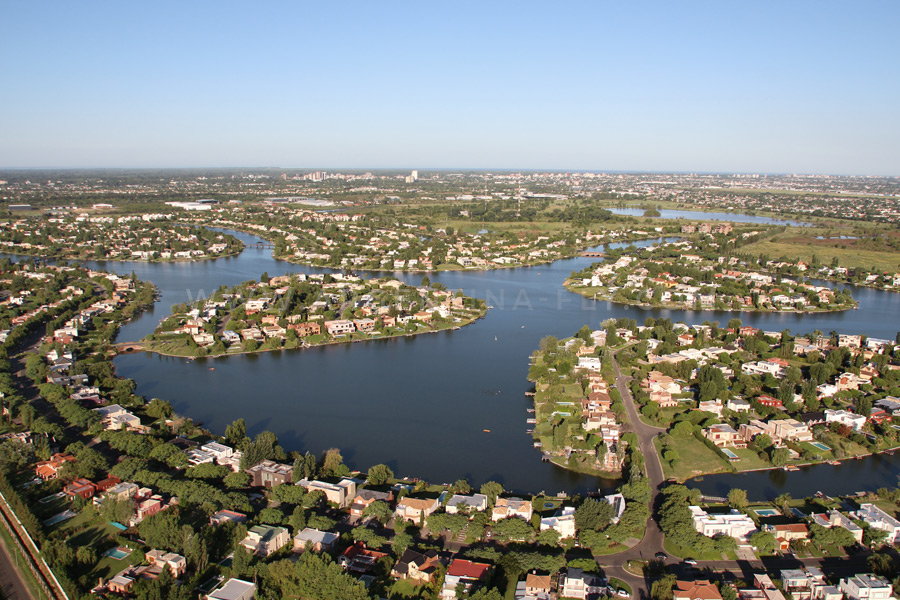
[37, 226, 897, 496]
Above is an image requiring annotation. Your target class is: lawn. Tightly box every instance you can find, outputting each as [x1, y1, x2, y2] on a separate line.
[657, 436, 731, 481]
[663, 538, 724, 562]
[388, 579, 431, 599]
[739, 239, 900, 272]
[731, 447, 775, 471]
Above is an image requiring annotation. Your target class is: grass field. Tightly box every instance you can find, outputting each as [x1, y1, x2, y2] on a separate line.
[739, 239, 900, 272]
[656, 436, 731, 481]
[730, 447, 773, 471]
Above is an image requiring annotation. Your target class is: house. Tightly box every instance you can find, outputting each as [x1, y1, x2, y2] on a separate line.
[63, 478, 97, 500]
[35, 453, 76, 480]
[296, 478, 357, 508]
[522, 573, 553, 599]
[93, 404, 144, 432]
[492, 497, 533, 522]
[839, 574, 893, 600]
[445, 493, 488, 515]
[762, 523, 809, 551]
[440, 558, 491, 599]
[539, 506, 576, 538]
[810, 510, 863, 543]
[727, 398, 752, 413]
[559, 568, 603, 600]
[210, 510, 247, 526]
[350, 489, 393, 517]
[245, 460, 293, 488]
[704, 424, 746, 448]
[339, 542, 388, 574]
[781, 570, 813, 600]
[289, 321, 321, 337]
[145, 549, 187, 578]
[744, 574, 787, 600]
[772, 419, 813, 443]
[825, 409, 866, 432]
[293, 527, 339, 553]
[240, 524, 291, 557]
[206, 578, 257, 600]
[391, 548, 443, 583]
[674, 580, 724, 600]
[324, 319, 356, 336]
[690, 506, 757, 541]
[395, 496, 440, 523]
[856, 504, 900, 544]
[605, 493, 627, 523]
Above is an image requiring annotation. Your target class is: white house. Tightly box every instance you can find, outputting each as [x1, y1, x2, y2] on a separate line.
[839, 575, 893, 600]
[825, 409, 866, 431]
[690, 506, 757, 541]
[856, 504, 900, 544]
[540, 506, 576, 538]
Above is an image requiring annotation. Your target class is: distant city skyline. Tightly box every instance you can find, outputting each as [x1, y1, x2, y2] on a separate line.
[1, 1, 898, 175]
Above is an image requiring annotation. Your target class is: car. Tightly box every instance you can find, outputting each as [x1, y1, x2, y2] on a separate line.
[684, 558, 698, 565]
[654, 552, 667, 560]
[617, 590, 630, 598]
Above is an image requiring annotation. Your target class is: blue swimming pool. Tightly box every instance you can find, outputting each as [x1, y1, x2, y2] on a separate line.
[810, 442, 831, 451]
[103, 547, 131, 560]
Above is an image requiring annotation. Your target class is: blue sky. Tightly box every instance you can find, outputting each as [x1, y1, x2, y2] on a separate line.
[1, 1, 898, 174]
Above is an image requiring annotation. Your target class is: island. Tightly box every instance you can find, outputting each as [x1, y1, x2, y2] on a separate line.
[0, 214, 243, 261]
[566, 233, 857, 312]
[143, 272, 487, 357]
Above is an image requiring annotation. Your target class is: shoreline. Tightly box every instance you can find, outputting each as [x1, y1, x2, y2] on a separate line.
[563, 280, 859, 314]
[0, 246, 244, 264]
[139, 308, 488, 359]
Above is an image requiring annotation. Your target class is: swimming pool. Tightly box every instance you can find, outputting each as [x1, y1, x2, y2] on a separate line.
[42, 510, 76, 526]
[810, 442, 831, 451]
[754, 508, 779, 517]
[103, 547, 131, 560]
[721, 449, 738, 460]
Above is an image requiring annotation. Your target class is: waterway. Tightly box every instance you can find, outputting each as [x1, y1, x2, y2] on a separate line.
[608, 207, 808, 227]
[30, 227, 899, 496]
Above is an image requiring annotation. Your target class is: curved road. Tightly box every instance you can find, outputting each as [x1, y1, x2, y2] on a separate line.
[600, 349, 669, 597]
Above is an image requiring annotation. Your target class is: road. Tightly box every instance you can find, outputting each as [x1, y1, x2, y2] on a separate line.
[0, 534, 35, 600]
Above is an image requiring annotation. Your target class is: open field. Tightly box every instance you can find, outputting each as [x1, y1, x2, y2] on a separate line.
[739, 239, 900, 272]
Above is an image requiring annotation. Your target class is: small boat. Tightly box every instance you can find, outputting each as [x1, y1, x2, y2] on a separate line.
[209, 367, 215, 371]
[494, 336, 498, 341]
[483, 429, 491, 433]
[829, 460, 840, 465]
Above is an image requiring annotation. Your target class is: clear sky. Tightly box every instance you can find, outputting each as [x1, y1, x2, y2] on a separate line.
[1, 1, 898, 174]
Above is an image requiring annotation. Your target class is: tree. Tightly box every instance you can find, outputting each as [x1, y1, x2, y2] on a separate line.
[574, 498, 614, 532]
[651, 574, 677, 600]
[321, 448, 346, 477]
[749, 531, 778, 555]
[449, 478, 472, 495]
[293, 452, 317, 482]
[775, 493, 792, 514]
[867, 552, 896, 577]
[362, 500, 393, 525]
[480, 481, 503, 506]
[224, 471, 251, 489]
[224, 418, 246, 446]
[536, 528, 561, 547]
[366, 464, 393, 486]
[728, 489, 749, 511]
[770, 447, 790, 467]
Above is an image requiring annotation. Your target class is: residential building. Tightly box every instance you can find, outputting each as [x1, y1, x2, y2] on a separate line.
[445, 493, 488, 515]
[690, 506, 757, 541]
[761, 523, 809, 551]
[492, 497, 533, 522]
[810, 510, 864, 543]
[824, 409, 866, 431]
[839, 575, 893, 600]
[245, 460, 293, 488]
[293, 527, 339, 553]
[540, 506, 576, 538]
[521, 573, 553, 600]
[704, 424, 746, 448]
[857, 504, 900, 544]
[559, 568, 603, 600]
[145, 550, 187, 578]
[338, 542, 388, 574]
[296, 478, 357, 508]
[395, 496, 440, 523]
[35, 453, 75, 480]
[207, 578, 257, 600]
[240, 524, 290, 557]
[674, 580, 724, 600]
[391, 549, 442, 583]
[210, 510, 247, 526]
[349, 489, 393, 517]
[440, 558, 491, 599]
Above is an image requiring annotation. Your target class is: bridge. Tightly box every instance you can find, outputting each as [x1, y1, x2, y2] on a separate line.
[252, 241, 275, 249]
[112, 341, 145, 354]
[580, 251, 605, 258]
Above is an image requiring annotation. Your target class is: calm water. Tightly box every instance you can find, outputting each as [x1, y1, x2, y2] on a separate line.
[35, 227, 896, 495]
[608, 207, 808, 227]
